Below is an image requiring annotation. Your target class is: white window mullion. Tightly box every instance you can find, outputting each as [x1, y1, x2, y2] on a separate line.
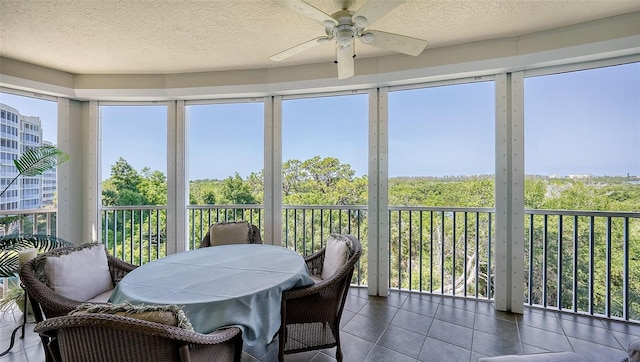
[264, 96, 282, 245]
[494, 72, 524, 313]
[166, 100, 187, 254]
[368, 87, 389, 296]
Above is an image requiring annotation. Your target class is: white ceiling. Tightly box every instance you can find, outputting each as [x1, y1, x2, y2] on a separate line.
[1, 0, 639, 76]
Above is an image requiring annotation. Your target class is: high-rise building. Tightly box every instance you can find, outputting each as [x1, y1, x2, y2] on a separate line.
[0, 103, 57, 211]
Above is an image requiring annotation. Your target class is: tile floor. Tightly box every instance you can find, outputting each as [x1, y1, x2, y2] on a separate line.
[1, 287, 638, 362]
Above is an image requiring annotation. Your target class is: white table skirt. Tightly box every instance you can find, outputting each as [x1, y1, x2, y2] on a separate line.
[109, 244, 314, 345]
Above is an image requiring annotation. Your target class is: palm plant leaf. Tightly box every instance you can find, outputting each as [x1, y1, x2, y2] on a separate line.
[14, 145, 69, 177]
[0, 235, 72, 278]
[0, 250, 18, 278]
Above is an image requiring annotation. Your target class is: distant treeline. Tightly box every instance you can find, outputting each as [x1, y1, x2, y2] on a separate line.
[102, 156, 640, 212]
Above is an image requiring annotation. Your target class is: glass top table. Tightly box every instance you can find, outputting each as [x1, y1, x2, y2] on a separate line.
[109, 244, 314, 345]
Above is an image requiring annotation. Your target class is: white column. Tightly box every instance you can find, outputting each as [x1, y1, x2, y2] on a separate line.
[166, 100, 188, 254]
[57, 98, 98, 244]
[368, 88, 389, 296]
[264, 96, 282, 246]
[85, 101, 100, 242]
[494, 72, 525, 313]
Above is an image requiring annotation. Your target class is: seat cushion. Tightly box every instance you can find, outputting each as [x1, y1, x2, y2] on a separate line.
[321, 234, 351, 280]
[70, 302, 194, 331]
[209, 221, 250, 246]
[86, 288, 114, 303]
[44, 243, 113, 302]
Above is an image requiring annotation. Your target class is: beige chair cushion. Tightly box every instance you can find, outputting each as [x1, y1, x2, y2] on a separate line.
[209, 221, 250, 246]
[70, 303, 194, 331]
[44, 243, 113, 302]
[321, 235, 351, 280]
[86, 289, 114, 303]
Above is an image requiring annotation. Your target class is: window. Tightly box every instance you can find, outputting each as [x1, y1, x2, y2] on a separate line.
[387, 80, 495, 293]
[281, 93, 368, 254]
[388, 81, 496, 205]
[0, 92, 57, 212]
[187, 101, 264, 206]
[523, 62, 640, 317]
[100, 105, 168, 206]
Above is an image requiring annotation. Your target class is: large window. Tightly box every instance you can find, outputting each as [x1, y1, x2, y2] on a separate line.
[187, 101, 264, 205]
[100, 105, 168, 206]
[523, 62, 640, 318]
[524, 63, 639, 185]
[0, 92, 58, 215]
[282, 94, 369, 205]
[186, 101, 264, 245]
[281, 93, 368, 256]
[387, 81, 496, 294]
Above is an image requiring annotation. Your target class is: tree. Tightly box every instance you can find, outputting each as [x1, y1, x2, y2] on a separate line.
[110, 157, 143, 192]
[219, 173, 256, 204]
[139, 168, 167, 205]
[102, 158, 146, 206]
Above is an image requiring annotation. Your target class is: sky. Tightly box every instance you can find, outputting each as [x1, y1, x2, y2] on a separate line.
[1, 62, 638, 181]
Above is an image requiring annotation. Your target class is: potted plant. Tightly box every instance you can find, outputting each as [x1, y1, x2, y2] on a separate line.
[0, 278, 32, 315]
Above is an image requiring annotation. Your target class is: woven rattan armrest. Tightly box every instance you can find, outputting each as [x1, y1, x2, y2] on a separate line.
[34, 314, 241, 345]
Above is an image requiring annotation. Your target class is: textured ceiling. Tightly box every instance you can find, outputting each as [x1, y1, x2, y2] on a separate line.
[1, 0, 639, 75]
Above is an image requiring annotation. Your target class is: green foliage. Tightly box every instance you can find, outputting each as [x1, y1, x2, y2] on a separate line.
[0, 145, 69, 198]
[283, 156, 364, 205]
[101, 156, 640, 319]
[220, 173, 256, 204]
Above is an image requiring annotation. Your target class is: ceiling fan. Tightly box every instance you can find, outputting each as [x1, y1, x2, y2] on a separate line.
[270, 0, 428, 80]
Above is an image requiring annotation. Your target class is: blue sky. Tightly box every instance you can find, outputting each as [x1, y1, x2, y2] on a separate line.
[1, 62, 639, 180]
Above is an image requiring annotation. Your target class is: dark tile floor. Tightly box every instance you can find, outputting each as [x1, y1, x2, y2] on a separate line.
[1, 287, 638, 362]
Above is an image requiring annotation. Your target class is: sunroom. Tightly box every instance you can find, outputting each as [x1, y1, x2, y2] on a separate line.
[0, 1, 639, 361]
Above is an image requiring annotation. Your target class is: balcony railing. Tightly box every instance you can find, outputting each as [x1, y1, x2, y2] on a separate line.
[101, 206, 167, 266]
[0, 208, 57, 236]
[14, 205, 634, 323]
[525, 209, 640, 321]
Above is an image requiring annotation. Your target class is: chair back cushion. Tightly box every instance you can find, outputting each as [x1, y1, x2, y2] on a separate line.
[70, 303, 194, 331]
[209, 221, 250, 246]
[321, 234, 352, 280]
[44, 243, 114, 301]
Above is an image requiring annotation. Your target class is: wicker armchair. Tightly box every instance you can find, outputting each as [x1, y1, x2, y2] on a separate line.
[278, 234, 362, 362]
[19, 243, 137, 362]
[34, 313, 243, 362]
[199, 220, 262, 248]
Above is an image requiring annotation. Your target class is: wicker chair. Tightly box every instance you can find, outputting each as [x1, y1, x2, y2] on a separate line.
[19, 243, 137, 362]
[34, 313, 243, 362]
[199, 220, 262, 248]
[278, 234, 362, 362]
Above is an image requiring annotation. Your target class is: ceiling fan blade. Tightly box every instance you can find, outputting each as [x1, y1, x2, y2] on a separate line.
[275, 0, 337, 27]
[359, 30, 428, 56]
[336, 41, 354, 80]
[270, 36, 331, 61]
[352, 0, 406, 28]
